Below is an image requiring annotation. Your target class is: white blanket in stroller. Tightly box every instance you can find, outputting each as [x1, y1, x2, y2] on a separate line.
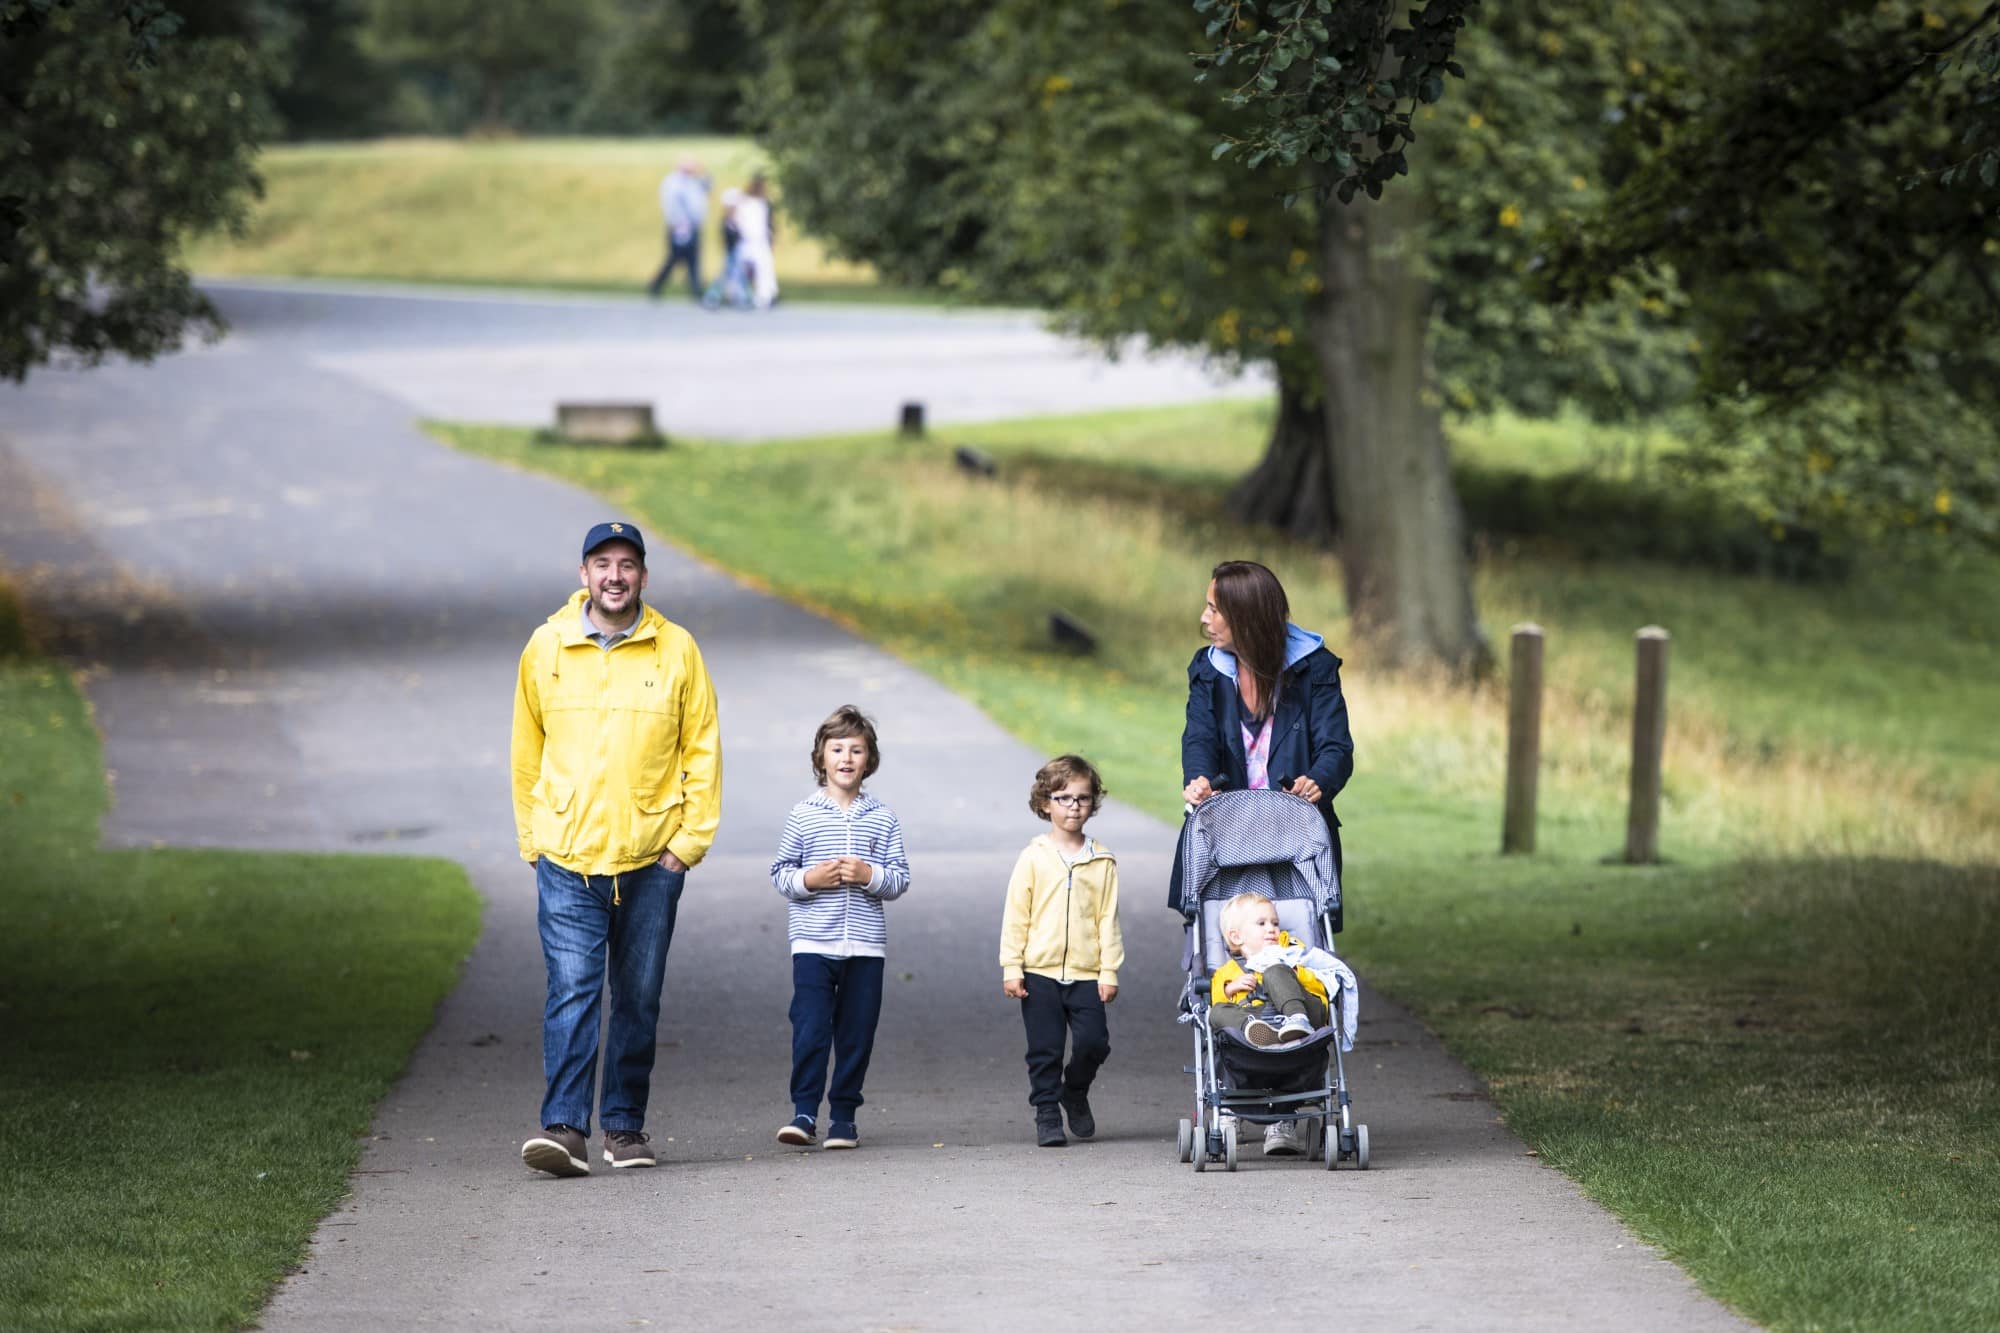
[1243, 942, 1360, 1051]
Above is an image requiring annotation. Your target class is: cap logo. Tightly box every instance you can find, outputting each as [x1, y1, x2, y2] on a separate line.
[610, 523, 624, 533]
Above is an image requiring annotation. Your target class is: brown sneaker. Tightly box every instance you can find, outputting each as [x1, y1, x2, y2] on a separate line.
[522, 1124, 590, 1177]
[602, 1128, 656, 1169]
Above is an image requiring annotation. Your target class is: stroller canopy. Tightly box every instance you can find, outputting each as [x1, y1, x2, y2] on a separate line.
[1173, 788, 1339, 921]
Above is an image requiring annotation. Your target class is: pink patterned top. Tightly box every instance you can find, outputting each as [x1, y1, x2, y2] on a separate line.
[1240, 714, 1274, 791]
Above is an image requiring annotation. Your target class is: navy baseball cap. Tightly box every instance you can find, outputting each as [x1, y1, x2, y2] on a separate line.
[581, 521, 647, 562]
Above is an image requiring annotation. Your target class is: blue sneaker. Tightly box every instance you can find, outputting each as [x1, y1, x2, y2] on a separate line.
[776, 1114, 816, 1147]
[823, 1120, 859, 1149]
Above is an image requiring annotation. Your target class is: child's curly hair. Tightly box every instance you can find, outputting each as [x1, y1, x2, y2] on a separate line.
[810, 704, 882, 786]
[1028, 753, 1105, 821]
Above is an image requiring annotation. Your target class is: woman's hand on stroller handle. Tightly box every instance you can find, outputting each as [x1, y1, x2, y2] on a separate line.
[1182, 775, 1216, 807]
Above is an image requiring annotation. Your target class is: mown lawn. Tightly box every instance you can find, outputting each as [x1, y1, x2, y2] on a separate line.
[0, 589, 483, 1331]
[438, 401, 2000, 1331]
[181, 137, 933, 302]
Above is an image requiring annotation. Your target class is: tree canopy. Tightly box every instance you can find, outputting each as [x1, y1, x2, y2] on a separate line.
[1545, 0, 2000, 548]
[1, 0, 269, 381]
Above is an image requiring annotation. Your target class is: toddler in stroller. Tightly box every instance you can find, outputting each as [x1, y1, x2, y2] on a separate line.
[1173, 788, 1368, 1170]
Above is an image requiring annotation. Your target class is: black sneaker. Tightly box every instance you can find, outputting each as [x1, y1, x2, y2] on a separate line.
[602, 1128, 656, 1168]
[522, 1124, 590, 1177]
[1036, 1108, 1067, 1148]
[776, 1114, 816, 1147]
[1059, 1088, 1096, 1139]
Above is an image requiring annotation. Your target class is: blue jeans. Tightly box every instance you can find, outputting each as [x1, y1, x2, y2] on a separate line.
[536, 858, 684, 1134]
[788, 953, 884, 1121]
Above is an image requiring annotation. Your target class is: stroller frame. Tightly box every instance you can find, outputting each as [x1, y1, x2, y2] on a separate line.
[1170, 787, 1368, 1173]
[1176, 901, 1369, 1171]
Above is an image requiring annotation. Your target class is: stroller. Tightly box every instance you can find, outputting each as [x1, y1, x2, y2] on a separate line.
[1173, 788, 1369, 1171]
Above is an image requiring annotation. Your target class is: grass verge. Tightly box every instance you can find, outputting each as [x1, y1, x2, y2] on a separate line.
[0, 587, 482, 1331]
[438, 401, 1999, 1330]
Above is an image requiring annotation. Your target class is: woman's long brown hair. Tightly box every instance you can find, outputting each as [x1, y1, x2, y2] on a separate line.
[1210, 560, 1290, 720]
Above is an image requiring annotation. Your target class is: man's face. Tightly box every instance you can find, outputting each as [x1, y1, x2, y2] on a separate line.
[579, 542, 647, 619]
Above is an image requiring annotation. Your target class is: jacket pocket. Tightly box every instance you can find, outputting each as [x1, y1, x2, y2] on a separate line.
[531, 778, 577, 855]
[630, 786, 685, 859]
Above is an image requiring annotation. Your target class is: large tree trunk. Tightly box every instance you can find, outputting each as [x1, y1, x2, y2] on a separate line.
[1311, 186, 1490, 674]
[1228, 369, 1340, 543]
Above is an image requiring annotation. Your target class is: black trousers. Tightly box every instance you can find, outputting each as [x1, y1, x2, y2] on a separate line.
[1020, 974, 1110, 1109]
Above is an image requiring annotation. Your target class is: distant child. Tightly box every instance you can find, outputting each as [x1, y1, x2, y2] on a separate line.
[999, 754, 1124, 1148]
[770, 705, 910, 1150]
[702, 187, 747, 309]
[1211, 890, 1334, 1156]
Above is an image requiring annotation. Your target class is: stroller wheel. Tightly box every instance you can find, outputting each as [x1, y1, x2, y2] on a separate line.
[1305, 1116, 1324, 1161]
[1323, 1121, 1339, 1169]
[1355, 1123, 1371, 1170]
[1176, 1118, 1194, 1163]
[1222, 1118, 1239, 1172]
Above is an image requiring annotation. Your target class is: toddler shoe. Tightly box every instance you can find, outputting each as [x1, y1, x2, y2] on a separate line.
[823, 1120, 859, 1150]
[776, 1114, 816, 1147]
[1278, 1013, 1316, 1043]
[1244, 1015, 1285, 1047]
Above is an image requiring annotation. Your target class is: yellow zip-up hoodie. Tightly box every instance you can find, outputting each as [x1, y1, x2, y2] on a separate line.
[511, 591, 722, 874]
[999, 835, 1123, 986]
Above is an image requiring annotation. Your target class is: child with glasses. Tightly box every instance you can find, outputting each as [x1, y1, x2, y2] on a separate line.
[999, 754, 1124, 1148]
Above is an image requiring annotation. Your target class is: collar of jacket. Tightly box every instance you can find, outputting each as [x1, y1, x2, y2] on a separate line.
[550, 588, 663, 649]
[1033, 833, 1114, 866]
[1204, 622, 1324, 681]
[804, 789, 881, 817]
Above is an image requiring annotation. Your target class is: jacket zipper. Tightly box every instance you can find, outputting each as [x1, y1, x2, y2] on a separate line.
[1060, 862, 1073, 982]
[842, 801, 854, 948]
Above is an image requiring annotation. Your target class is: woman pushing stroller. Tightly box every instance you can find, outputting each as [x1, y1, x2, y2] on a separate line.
[1181, 559, 1353, 889]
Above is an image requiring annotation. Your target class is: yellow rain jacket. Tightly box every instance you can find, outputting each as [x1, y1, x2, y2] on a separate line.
[512, 590, 722, 874]
[999, 835, 1123, 986]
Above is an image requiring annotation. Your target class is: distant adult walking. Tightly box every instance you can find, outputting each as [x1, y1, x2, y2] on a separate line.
[1179, 559, 1352, 903]
[513, 522, 723, 1176]
[733, 172, 780, 310]
[647, 158, 711, 301]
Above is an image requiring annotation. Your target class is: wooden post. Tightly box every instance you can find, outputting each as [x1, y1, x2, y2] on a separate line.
[1502, 623, 1544, 854]
[1624, 626, 1671, 864]
[899, 401, 926, 438]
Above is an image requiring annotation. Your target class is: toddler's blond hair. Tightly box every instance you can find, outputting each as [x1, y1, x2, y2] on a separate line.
[1219, 891, 1277, 957]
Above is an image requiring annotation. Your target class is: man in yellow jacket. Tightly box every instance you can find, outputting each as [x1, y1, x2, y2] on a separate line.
[512, 522, 722, 1176]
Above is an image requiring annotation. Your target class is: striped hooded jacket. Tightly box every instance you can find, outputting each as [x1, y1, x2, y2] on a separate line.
[770, 790, 910, 956]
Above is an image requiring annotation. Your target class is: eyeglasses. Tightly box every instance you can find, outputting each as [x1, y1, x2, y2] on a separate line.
[1049, 794, 1093, 809]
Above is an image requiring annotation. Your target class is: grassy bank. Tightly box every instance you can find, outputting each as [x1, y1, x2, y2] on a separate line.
[183, 137, 906, 300]
[0, 589, 482, 1330]
[439, 402, 2000, 1330]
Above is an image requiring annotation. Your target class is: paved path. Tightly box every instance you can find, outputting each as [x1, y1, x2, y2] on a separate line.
[0, 285, 1750, 1331]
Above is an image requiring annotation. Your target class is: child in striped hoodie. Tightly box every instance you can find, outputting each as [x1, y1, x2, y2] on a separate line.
[770, 705, 910, 1150]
